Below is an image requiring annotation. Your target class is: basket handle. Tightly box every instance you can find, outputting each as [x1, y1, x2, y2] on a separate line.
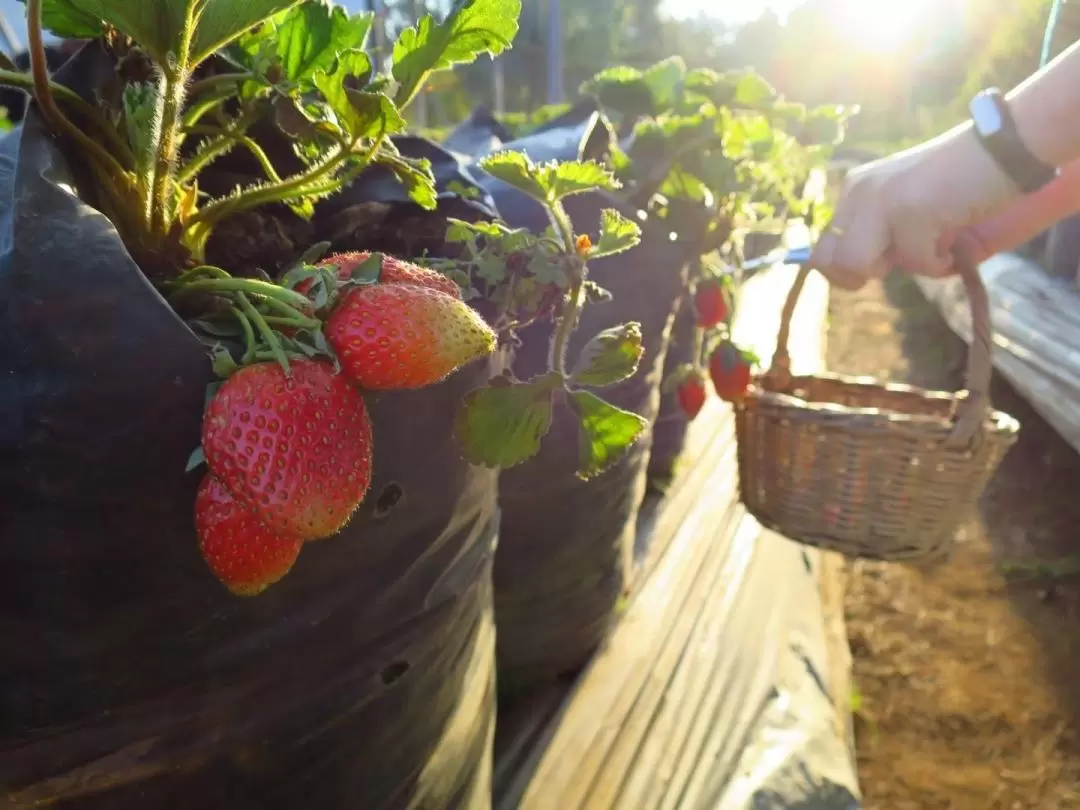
[765, 246, 992, 448]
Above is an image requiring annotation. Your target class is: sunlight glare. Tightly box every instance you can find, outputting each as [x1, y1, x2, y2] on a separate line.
[830, 0, 936, 53]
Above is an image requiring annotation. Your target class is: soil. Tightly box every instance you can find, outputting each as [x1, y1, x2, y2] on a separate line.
[828, 272, 1080, 810]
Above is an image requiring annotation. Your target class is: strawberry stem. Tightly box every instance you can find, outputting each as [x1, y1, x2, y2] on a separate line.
[26, 0, 132, 180]
[545, 199, 585, 379]
[147, 1, 198, 238]
[0, 66, 133, 167]
[166, 277, 314, 310]
[692, 320, 706, 369]
[255, 296, 320, 328]
[237, 293, 291, 374]
[229, 306, 258, 364]
[175, 265, 232, 283]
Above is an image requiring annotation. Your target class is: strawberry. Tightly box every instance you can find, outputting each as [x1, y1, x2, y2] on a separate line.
[202, 359, 374, 541]
[195, 473, 303, 596]
[694, 278, 729, 328]
[708, 340, 755, 404]
[676, 374, 707, 419]
[325, 284, 497, 390]
[296, 252, 462, 300]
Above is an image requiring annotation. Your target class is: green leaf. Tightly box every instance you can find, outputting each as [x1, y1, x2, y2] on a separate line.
[27, 0, 101, 38]
[479, 152, 620, 204]
[732, 70, 778, 107]
[591, 208, 641, 259]
[313, 64, 405, 139]
[185, 446, 207, 473]
[34, 0, 305, 68]
[478, 151, 549, 200]
[683, 67, 719, 94]
[210, 343, 239, 377]
[122, 81, 159, 175]
[376, 151, 439, 210]
[571, 322, 644, 388]
[548, 160, 620, 200]
[193, 0, 309, 64]
[683, 67, 777, 112]
[446, 217, 518, 242]
[799, 104, 856, 147]
[580, 65, 656, 118]
[582, 280, 613, 305]
[235, 2, 373, 87]
[392, 0, 520, 108]
[454, 373, 560, 469]
[640, 56, 686, 111]
[568, 389, 647, 480]
[660, 362, 696, 395]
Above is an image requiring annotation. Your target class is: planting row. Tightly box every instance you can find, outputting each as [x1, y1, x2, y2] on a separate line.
[0, 1, 849, 807]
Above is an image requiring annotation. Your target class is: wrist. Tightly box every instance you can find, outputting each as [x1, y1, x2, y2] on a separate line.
[934, 123, 1019, 218]
[1005, 41, 1080, 167]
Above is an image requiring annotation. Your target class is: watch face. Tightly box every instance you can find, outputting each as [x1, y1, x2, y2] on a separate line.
[971, 93, 1004, 137]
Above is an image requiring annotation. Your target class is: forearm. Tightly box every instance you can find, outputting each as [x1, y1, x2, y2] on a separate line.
[962, 159, 1080, 261]
[1008, 40, 1080, 167]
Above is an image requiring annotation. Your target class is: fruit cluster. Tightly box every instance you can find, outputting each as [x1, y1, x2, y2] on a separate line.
[665, 270, 757, 420]
[194, 253, 497, 596]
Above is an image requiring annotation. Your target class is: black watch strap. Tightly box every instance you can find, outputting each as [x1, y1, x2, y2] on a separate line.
[970, 88, 1058, 194]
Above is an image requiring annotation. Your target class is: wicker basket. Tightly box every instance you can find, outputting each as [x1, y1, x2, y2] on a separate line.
[735, 250, 1021, 562]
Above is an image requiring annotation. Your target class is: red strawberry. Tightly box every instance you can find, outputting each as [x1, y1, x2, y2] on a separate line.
[694, 279, 729, 328]
[708, 341, 755, 404]
[195, 474, 303, 596]
[326, 284, 497, 390]
[296, 252, 462, 300]
[676, 374, 707, 419]
[202, 359, 374, 541]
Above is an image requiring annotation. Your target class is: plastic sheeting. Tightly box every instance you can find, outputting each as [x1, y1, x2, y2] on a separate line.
[916, 253, 1080, 455]
[495, 264, 861, 810]
[723, 265, 860, 810]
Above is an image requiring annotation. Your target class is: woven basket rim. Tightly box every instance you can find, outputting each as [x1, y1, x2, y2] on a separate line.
[744, 371, 1021, 437]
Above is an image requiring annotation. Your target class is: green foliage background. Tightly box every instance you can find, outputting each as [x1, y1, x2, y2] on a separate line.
[376, 0, 1074, 152]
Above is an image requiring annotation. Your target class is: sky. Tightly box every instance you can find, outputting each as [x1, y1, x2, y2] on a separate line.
[662, 0, 801, 25]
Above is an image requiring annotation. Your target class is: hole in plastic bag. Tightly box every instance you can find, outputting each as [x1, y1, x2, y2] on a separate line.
[380, 660, 409, 686]
[374, 482, 404, 517]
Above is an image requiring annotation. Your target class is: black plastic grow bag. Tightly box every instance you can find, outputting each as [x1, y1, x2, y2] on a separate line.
[442, 106, 513, 159]
[0, 49, 499, 810]
[451, 104, 690, 688]
[647, 289, 695, 485]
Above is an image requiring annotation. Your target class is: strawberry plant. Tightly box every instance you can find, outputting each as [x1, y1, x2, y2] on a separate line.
[571, 60, 850, 432]
[2, 0, 519, 594]
[661, 260, 758, 418]
[421, 151, 647, 480]
[12, 0, 519, 271]
[579, 58, 853, 260]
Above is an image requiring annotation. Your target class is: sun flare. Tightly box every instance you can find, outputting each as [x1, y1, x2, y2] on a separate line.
[829, 0, 936, 53]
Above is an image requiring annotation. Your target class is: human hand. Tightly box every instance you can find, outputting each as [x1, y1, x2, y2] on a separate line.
[810, 126, 1018, 290]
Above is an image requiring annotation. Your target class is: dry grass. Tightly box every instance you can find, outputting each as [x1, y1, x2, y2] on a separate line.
[828, 272, 1080, 810]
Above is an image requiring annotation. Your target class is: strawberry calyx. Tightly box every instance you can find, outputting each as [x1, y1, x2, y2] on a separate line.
[166, 264, 337, 379]
[661, 361, 701, 395]
[710, 338, 758, 372]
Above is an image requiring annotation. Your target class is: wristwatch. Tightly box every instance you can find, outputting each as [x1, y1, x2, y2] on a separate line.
[969, 88, 1058, 193]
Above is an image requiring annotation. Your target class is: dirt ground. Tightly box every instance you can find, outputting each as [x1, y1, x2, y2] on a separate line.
[828, 273, 1080, 810]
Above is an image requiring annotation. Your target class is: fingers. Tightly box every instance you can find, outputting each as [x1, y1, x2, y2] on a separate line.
[889, 205, 953, 278]
[811, 175, 890, 290]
